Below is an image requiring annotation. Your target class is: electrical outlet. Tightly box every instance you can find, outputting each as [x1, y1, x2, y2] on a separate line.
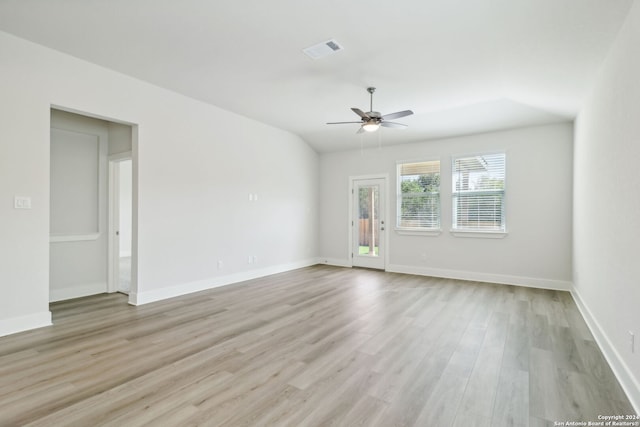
[630, 331, 635, 353]
[253, 255, 258, 263]
[248, 256, 253, 264]
[217, 260, 223, 270]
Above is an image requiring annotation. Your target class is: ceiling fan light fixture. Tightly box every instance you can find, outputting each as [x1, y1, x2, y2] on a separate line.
[326, 87, 413, 134]
[362, 122, 380, 132]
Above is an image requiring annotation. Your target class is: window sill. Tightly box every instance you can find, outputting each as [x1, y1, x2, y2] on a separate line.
[449, 229, 507, 239]
[395, 228, 442, 237]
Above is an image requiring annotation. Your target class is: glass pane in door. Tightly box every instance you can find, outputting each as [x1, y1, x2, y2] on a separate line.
[358, 185, 379, 256]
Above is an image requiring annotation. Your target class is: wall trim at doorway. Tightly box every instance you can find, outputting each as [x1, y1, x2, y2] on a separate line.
[0, 311, 52, 338]
[129, 258, 319, 306]
[49, 282, 107, 302]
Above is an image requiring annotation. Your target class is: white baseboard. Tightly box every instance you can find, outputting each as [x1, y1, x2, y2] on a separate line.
[129, 258, 320, 306]
[0, 311, 52, 338]
[571, 288, 640, 415]
[385, 263, 572, 291]
[49, 282, 107, 302]
[318, 257, 352, 268]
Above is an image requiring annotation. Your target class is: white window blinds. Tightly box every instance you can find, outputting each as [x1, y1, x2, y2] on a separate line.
[397, 160, 440, 229]
[452, 153, 506, 231]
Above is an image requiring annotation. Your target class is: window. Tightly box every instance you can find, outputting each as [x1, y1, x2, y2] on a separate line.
[397, 160, 440, 230]
[452, 152, 506, 232]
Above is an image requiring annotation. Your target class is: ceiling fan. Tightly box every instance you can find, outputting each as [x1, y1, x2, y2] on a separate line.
[327, 87, 413, 133]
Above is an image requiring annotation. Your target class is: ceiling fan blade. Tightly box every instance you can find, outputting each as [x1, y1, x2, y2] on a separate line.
[351, 108, 371, 119]
[381, 121, 408, 129]
[327, 121, 363, 125]
[356, 126, 365, 134]
[382, 110, 413, 121]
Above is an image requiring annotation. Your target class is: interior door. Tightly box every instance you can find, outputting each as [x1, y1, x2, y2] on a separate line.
[352, 178, 385, 269]
[117, 159, 132, 294]
[108, 156, 132, 295]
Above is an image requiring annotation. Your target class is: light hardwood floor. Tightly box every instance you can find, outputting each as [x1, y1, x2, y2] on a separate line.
[0, 266, 635, 426]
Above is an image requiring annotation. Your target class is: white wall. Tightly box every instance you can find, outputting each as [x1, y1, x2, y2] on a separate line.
[573, 0, 640, 411]
[320, 123, 573, 289]
[0, 30, 319, 336]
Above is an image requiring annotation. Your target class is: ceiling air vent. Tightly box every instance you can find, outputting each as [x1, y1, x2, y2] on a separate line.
[302, 39, 344, 59]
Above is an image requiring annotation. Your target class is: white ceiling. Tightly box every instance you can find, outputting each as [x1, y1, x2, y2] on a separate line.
[0, 0, 634, 152]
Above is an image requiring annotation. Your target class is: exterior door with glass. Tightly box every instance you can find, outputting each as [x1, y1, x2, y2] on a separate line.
[352, 178, 385, 270]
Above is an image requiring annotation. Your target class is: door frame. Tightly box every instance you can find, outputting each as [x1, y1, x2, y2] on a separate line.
[108, 151, 132, 294]
[348, 174, 389, 270]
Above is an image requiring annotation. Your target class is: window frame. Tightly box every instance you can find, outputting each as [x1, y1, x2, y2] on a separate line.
[450, 151, 507, 238]
[395, 158, 442, 236]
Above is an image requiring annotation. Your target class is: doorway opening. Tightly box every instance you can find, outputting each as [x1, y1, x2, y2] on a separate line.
[49, 108, 137, 304]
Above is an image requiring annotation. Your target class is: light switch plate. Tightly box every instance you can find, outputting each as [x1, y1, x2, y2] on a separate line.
[14, 196, 32, 209]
